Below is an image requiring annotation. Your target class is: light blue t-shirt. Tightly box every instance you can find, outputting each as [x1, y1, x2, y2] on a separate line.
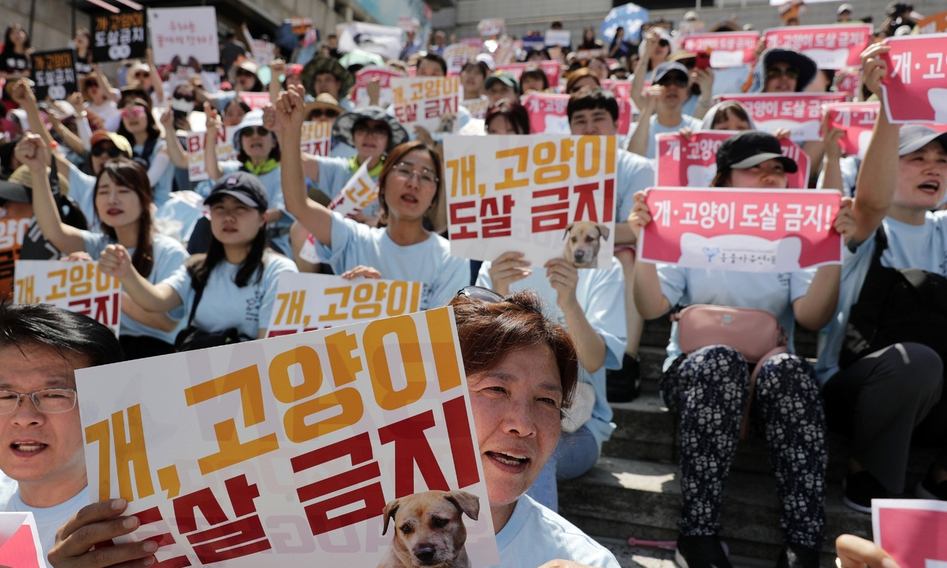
[634, 113, 703, 159]
[616, 149, 655, 223]
[164, 253, 298, 338]
[816, 213, 947, 384]
[0, 474, 90, 566]
[136, 139, 174, 207]
[490, 495, 620, 568]
[318, 211, 470, 310]
[657, 265, 814, 369]
[81, 232, 189, 343]
[65, 161, 98, 231]
[477, 257, 626, 448]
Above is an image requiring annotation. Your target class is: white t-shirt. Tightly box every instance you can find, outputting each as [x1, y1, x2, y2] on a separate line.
[490, 495, 620, 568]
[0, 474, 89, 565]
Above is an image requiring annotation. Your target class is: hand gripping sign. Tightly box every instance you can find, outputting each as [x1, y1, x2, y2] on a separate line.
[763, 24, 872, 69]
[444, 134, 616, 268]
[266, 273, 423, 337]
[717, 92, 847, 142]
[880, 33, 947, 124]
[639, 187, 842, 273]
[656, 130, 810, 189]
[14, 260, 122, 335]
[76, 308, 499, 567]
[872, 499, 947, 568]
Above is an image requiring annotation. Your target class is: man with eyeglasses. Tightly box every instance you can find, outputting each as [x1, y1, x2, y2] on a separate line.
[0, 303, 122, 561]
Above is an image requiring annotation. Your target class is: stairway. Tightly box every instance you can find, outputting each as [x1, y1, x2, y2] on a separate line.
[557, 317, 937, 567]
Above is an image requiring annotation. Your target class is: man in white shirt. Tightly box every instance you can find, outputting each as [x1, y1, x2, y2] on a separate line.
[0, 303, 123, 563]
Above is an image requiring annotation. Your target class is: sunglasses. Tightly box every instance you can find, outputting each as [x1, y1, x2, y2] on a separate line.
[91, 144, 122, 158]
[240, 126, 269, 137]
[456, 285, 503, 302]
[120, 106, 146, 118]
[308, 108, 340, 119]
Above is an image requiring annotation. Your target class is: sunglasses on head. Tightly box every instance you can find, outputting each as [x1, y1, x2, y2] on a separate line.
[91, 144, 122, 158]
[309, 108, 340, 119]
[456, 285, 503, 303]
[121, 105, 146, 117]
[241, 126, 269, 137]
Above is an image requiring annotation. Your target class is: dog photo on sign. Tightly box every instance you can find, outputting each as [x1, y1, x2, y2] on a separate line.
[563, 221, 610, 268]
[378, 490, 480, 568]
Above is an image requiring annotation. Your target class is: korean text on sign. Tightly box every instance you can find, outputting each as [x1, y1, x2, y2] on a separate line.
[880, 33, 947, 124]
[763, 24, 872, 69]
[76, 308, 499, 567]
[92, 9, 146, 62]
[872, 499, 947, 568]
[351, 67, 401, 109]
[299, 121, 333, 157]
[523, 92, 633, 135]
[328, 160, 377, 217]
[716, 92, 846, 142]
[147, 7, 220, 65]
[14, 260, 122, 335]
[681, 31, 759, 67]
[392, 76, 461, 133]
[655, 130, 810, 189]
[822, 102, 879, 158]
[444, 134, 617, 267]
[639, 187, 842, 273]
[30, 49, 77, 101]
[0, 207, 31, 301]
[266, 273, 423, 337]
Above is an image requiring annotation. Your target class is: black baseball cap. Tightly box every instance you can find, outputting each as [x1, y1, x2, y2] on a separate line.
[716, 131, 798, 173]
[204, 172, 268, 211]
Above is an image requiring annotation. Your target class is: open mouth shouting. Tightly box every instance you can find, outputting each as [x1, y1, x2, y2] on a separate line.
[484, 450, 531, 473]
[10, 440, 47, 458]
[917, 179, 942, 194]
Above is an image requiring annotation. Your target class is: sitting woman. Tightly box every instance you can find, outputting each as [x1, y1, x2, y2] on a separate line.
[276, 85, 469, 309]
[48, 290, 622, 568]
[98, 172, 297, 345]
[116, 96, 175, 206]
[17, 136, 187, 359]
[629, 130, 856, 568]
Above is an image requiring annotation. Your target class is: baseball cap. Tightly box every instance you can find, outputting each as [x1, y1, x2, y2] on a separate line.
[899, 125, 947, 156]
[204, 172, 268, 211]
[485, 73, 520, 94]
[838, 3, 853, 14]
[716, 131, 798, 173]
[652, 61, 690, 85]
[89, 131, 133, 158]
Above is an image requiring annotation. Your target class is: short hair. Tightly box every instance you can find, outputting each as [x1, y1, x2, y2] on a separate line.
[417, 52, 448, 76]
[485, 100, 530, 134]
[565, 67, 601, 95]
[0, 303, 123, 367]
[520, 67, 549, 91]
[460, 61, 488, 78]
[567, 88, 619, 122]
[709, 100, 752, 129]
[450, 292, 578, 409]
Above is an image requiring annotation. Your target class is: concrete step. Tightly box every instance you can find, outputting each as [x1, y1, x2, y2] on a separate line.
[558, 456, 872, 565]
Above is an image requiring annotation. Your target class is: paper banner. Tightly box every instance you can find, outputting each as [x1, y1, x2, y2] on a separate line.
[147, 7, 219, 65]
[392, 76, 461, 133]
[14, 260, 122, 335]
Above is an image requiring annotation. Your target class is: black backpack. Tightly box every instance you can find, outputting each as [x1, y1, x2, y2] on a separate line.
[839, 227, 947, 369]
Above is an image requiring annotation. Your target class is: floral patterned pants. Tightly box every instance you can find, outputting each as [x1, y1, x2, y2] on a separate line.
[661, 345, 827, 549]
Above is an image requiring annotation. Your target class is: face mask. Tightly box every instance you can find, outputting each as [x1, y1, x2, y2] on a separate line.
[171, 97, 195, 113]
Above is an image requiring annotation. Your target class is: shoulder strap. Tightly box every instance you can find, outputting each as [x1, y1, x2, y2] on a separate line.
[870, 225, 889, 265]
[186, 268, 207, 327]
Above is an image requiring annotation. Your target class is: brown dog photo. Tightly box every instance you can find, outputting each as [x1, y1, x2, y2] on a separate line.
[377, 489, 480, 568]
[563, 221, 610, 268]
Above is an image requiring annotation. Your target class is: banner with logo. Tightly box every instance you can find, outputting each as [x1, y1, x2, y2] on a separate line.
[639, 187, 842, 272]
[265, 273, 423, 336]
[681, 32, 760, 68]
[444, 134, 616, 267]
[91, 10, 147, 62]
[717, 92, 847, 141]
[763, 24, 872, 69]
[76, 308, 499, 567]
[30, 49, 77, 101]
[14, 260, 121, 335]
[147, 7, 219, 65]
[881, 34, 947, 123]
[392, 76, 461, 133]
[656, 130, 810, 189]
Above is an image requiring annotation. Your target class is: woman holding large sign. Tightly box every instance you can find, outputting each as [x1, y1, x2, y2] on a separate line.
[628, 129, 858, 567]
[276, 85, 469, 310]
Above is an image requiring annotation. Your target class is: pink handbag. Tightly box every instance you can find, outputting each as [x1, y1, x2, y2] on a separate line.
[676, 304, 787, 363]
[674, 305, 789, 439]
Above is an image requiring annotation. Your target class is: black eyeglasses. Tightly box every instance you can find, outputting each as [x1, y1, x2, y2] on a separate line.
[309, 108, 340, 119]
[457, 285, 503, 303]
[91, 145, 122, 158]
[241, 126, 269, 137]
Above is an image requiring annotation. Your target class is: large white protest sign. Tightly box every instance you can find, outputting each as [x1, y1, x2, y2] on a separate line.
[147, 7, 219, 65]
[14, 260, 121, 335]
[76, 308, 499, 567]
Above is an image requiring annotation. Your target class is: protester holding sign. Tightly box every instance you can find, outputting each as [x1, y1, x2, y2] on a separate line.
[277, 86, 468, 310]
[0, 304, 122, 560]
[115, 96, 174, 206]
[629, 130, 858, 567]
[17, 136, 187, 359]
[99, 172, 297, 345]
[628, 62, 702, 159]
[817, 43, 947, 512]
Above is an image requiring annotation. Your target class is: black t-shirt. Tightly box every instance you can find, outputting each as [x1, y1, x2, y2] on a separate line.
[0, 52, 29, 74]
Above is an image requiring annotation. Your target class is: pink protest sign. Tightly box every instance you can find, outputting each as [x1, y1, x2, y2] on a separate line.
[522, 92, 632, 135]
[496, 61, 561, 90]
[822, 102, 879, 158]
[881, 33, 947, 124]
[763, 24, 872, 69]
[873, 500, 947, 568]
[0, 513, 45, 568]
[681, 32, 760, 68]
[639, 187, 842, 272]
[656, 131, 809, 189]
[238, 91, 271, 111]
[717, 92, 846, 141]
[600, 79, 639, 114]
[351, 66, 402, 108]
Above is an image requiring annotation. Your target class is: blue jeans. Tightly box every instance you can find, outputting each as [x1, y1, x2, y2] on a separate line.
[525, 425, 600, 512]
